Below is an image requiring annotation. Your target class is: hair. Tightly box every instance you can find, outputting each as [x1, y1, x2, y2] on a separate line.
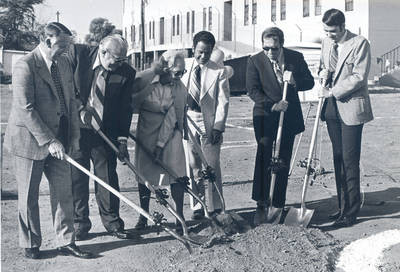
[39, 22, 72, 41]
[261, 27, 284, 45]
[161, 50, 186, 66]
[322, 9, 346, 26]
[193, 31, 216, 49]
[99, 34, 128, 56]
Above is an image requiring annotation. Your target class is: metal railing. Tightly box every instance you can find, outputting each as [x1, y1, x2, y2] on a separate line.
[378, 44, 400, 75]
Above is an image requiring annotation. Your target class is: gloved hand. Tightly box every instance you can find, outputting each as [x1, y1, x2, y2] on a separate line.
[153, 146, 163, 162]
[48, 139, 65, 160]
[117, 140, 130, 163]
[271, 100, 289, 112]
[211, 129, 223, 145]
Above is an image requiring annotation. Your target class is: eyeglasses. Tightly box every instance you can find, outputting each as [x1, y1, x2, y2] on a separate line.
[101, 49, 128, 63]
[171, 69, 187, 78]
[263, 46, 280, 52]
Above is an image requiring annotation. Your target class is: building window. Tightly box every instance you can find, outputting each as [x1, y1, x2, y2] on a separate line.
[252, 0, 257, 24]
[303, 0, 310, 17]
[149, 22, 151, 39]
[152, 21, 155, 39]
[160, 17, 164, 44]
[208, 7, 212, 30]
[203, 8, 207, 30]
[172, 15, 175, 36]
[271, 0, 276, 22]
[315, 0, 322, 15]
[192, 10, 195, 33]
[280, 0, 286, 20]
[345, 0, 354, 11]
[139, 24, 141, 41]
[187, 12, 190, 34]
[177, 14, 180, 35]
[244, 0, 249, 25]
[131, 25, 135, 43]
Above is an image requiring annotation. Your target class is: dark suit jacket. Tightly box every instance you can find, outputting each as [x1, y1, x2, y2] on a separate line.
[246, 48, 315, 136]
[68, 44, 136, 141]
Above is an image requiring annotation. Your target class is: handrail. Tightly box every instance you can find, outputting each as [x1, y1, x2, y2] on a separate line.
[378, 44, 400, 74]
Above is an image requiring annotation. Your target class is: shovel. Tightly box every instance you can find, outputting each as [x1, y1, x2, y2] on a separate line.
[64, 154, 193, 253]
[284, 97, 324, 227]
[87, 117, 208, 246]
[185, 118, 251, 234]
[264, 79, 290, 224]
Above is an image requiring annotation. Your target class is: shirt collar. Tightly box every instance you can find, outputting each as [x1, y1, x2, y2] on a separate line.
[265, 48, 284, 65]
[38, 45, 53, 71]
[151, 74, 160, 84]
[93, 52, 102, 70]
[337, 30, 348, 45]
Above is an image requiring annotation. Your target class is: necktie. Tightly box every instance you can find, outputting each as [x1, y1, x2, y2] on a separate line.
[50, 61, 68, 116]
[189, 65, 201, 106]
[91, 67, 107, 123]
[272, 60, 283, 87]
[329, 43, 338, 73]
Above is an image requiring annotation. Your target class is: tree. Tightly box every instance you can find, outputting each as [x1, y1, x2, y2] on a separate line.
[84, 17, 117, 46]
[0, 0, 44, 50]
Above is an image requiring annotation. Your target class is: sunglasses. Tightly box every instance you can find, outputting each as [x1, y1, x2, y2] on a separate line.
[101, 49, 128, 63]
[263, 46, 280, 52]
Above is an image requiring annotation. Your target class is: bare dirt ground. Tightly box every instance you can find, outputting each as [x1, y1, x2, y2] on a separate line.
[1, 85, 399, 271]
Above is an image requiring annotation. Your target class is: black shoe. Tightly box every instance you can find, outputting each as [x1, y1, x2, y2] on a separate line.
[57, 243, 94, 259]
[134, 218, 148, 230]
[328, 210, 341, 220]
[24, 247, 40, 259]
[333, 215, 357, 228]
[75, 231, 89, 241]
[108, 229, 138, 240]
[191, 209, 205, 220]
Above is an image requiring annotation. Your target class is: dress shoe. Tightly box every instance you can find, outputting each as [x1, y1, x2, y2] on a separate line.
[328, 210, 341, 220]
[57, 243, 94, 259]
[253, 206, 266, 226]
[333, 215, 357, 228]
[191, 209, 205, 220]
[75, 231, 89, 241]
[108, 229, 138, 239]
[24, 247, 40, 259]
[134, 218, 148, 230]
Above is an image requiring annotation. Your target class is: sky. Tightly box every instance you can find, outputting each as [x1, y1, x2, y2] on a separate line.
[35, 0, 123, 42]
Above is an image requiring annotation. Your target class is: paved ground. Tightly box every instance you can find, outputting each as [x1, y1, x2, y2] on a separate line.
[1, 85, 399, 271]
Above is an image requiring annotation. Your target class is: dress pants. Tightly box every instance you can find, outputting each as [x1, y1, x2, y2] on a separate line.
[15, 155, 75, 248]
[251, 115, 295, 208]
[72, 129, 124, 233]
[326, 118, 363, 217]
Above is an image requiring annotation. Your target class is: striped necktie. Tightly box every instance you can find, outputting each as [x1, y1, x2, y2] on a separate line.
[329, 43, 339, 73]
[272, 60, 283, 88]
[189, 65, 201, 106]
[50, 61, 68, 116]
[90, 67, 107, 124]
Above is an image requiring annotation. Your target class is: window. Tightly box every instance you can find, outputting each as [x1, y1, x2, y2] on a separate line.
[303, 0, 310, 17]
[252, 0, 257, 24]
[244, 0, 249, 25]
[345, 0, 354, 11]
[131, 25, 135, 43]
[315, 0, 321, 15]
[187, 11, 190, 34]
[203, 8, 207, 30]
[209, 7, 212, 30]
[192, 10, 195, 33]
[280, 0, 286, 20]
[172, 15, 175, 36]
[149, 22, 151, 39]
[271, 0, 276, 22]
[159, 17, 164, 44]
[177, 14, 180, 35]
[139, 24, 141, 41]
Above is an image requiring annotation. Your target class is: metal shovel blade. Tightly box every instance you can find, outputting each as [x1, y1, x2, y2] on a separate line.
[284, 207, 314, 228]
[265, 206, 283, 224]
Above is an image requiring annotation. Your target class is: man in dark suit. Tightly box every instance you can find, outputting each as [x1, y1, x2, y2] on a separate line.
[68, 34, 136, 240]
[319, 9, 373, 228]
[4, 22, 93, 259]
[246, 27, 315, 225]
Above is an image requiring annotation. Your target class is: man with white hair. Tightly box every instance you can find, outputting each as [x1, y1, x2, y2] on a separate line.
[68, 34, 137, 240]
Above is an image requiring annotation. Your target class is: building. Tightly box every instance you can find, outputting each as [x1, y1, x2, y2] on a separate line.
[122, 0, 400, 81]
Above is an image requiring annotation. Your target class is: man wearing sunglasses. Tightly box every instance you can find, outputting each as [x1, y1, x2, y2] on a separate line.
[68, 34, 137, 240]
[246, 27, 315, 225]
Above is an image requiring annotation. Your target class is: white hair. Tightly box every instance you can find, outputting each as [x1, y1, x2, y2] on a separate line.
[99, 34, 128, 55]
[161, 50, 186, 68]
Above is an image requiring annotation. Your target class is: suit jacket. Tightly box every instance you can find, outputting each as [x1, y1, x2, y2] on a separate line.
[68, 44, 136, 141]
[181, 59, 230, 138]
[246, 48, 315, 136]
[4, 46, 80, 160]
[319, 31, 373, 125]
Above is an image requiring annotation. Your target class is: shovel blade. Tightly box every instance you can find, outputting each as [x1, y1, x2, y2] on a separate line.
[265, 207, 283, 224]
[284, 207, 314, 228]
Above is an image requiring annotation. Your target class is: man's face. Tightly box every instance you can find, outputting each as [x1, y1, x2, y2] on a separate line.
[169, 57, 186, 81]
[193, 41, 213, 65]
[99, 41, 127, 71]
[262, 37, 282, 61]
[323, 23, 345, 43]
[48, 32, 71, 59]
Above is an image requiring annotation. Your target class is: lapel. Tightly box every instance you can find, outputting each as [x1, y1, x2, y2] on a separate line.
[33, 47, 59, 100]
[334, 31, 355, 82]
[200, 61, 218, 100]
[259, 52, 281, 92]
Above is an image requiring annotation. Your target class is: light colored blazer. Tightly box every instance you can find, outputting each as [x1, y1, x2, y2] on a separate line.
[4, 46, 80, 160]
[182, 59, 230, 138]
[320, 31, 373, 125]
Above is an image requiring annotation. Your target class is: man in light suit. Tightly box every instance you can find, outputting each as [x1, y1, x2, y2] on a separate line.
[319, 9, 373, 228]
[246, 27, 315, 225]
[182, 31, 230, 219]
[4, 22, 93, 259]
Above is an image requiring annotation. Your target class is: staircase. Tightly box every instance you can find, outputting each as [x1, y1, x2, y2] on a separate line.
[377, 45, 400, 88]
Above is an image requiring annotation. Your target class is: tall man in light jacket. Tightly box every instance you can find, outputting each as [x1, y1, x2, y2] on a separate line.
[181, 31, 230, 219]
[319, 9, 373, 228]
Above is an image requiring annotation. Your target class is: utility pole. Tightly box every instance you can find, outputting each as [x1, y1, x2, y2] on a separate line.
[56, 11, 60, 23]
[140, 0, 145, 70]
